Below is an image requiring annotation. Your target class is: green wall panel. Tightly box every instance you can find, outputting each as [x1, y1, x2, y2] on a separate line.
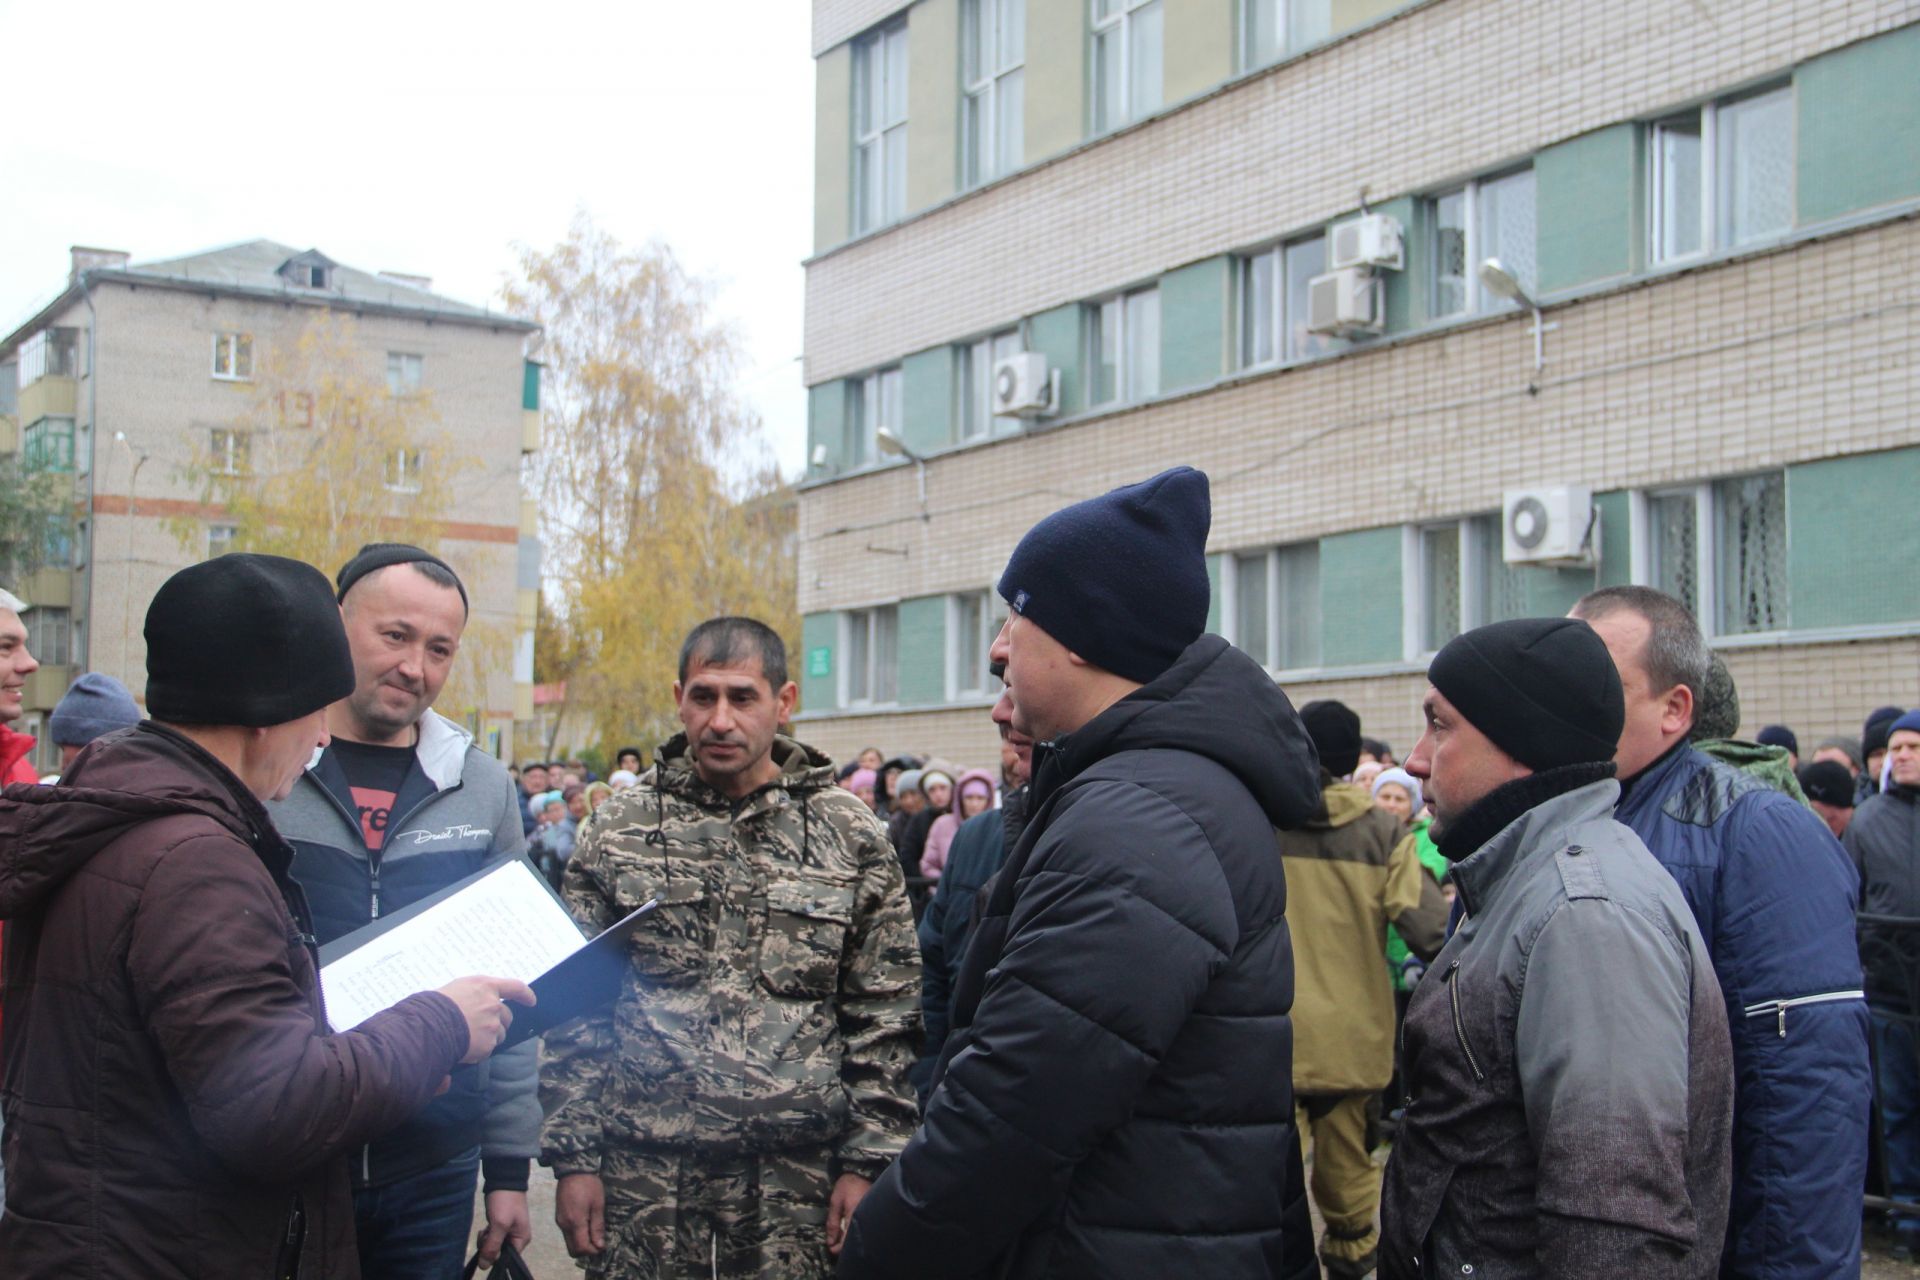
[896, 596, 948, 704]
[1797, 26, 1920, 224]
[1788, 447, 1920, 627]
[901, 347, 954, 452]
[807, 381, 849, 477]
[1026, 304, 1084, 416]
[1593, 490, 1632, 588]
[1519, 565, 1600, 618]
[801, 611, 839, 712]
[1370, 197, 1417, 333]
[1536, 125, 1639, 293]
[814, 44, 853, 251]
[1206, 553, 1223, 633]
[1319, 528, 1403, 665]
[907, 0, 960, 212]
[1160, 257, 1230, 390]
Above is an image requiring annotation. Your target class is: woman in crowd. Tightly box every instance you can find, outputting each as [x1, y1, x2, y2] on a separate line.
[846, 767, 879, 811]
[921, 769, 996, 880]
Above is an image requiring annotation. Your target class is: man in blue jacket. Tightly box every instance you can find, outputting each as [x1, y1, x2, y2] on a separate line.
[1572, 586, 1870, 1277]
[840, 467, 1323, 1279]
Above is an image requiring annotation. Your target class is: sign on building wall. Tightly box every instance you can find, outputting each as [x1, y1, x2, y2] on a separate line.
[807, 646, 832, 678]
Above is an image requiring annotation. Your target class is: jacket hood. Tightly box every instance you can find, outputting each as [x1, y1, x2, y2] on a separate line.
[652, 733, 838, 802]
[0, 723, 261, 918]
[1034, 633, 1321, 829]
[302, 708, 475, 791]
[1310, 780, 1378, 830]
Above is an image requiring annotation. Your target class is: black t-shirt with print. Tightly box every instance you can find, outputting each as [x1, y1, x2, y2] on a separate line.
[331, 739, 415, 852]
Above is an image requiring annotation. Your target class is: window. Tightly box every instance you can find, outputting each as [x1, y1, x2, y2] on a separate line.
[21, 417, 75, 473]
[963, 0, 1025, 187]
[847, 366, 903, 468]
[1224, 543, 1321, 670]
[1242, 0, 1329, 68]
[1241, 233, 1346, 367]
[386, 352, 424, 396]
[1428, 168, 1537, 319]
[211, 332, 253, 381]
[1715, 472, 1788, 635]
[207, 523, 238, 559]
[18, 327, 80, 385]
[1650, 86, 1793, 264]
[844, 605, 900, 705]
[1091, 0, 1161, 133]
[1416, 514, 1524, 653]
[853, 21, 909, 234]
[1087, 286, 1159, 406]
[1647, 489, 1702, 618]
[209, 428, 250, 476]
[957, 328, 1023, 441]
[23, 607, 70, 666]
[385, 447, 425, 493]
[947, 590, 1007, 698]
[73, 518, 89, 570]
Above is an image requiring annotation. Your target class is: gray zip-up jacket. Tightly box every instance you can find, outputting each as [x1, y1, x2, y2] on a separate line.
[268, 710, 539, 1193]
[1381, 773, 1734, 1279]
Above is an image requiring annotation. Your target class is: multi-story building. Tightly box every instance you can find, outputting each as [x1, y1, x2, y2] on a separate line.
[796, 0, 1920, 766]
[0, 240, 543, 769]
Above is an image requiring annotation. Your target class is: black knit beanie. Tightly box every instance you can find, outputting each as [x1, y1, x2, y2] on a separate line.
[1428, 617, 1624, 772]
[335, 542, 468, 612]
[146, 554, 355, 727]
[1299, 700, 1363, 777]
[997, 467, 1211, 684]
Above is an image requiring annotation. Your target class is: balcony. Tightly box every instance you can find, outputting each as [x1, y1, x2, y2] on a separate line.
[521, 407, 542, 453]
[17, 566, 71, 609]
[19, 375, 76, 426]
[22, 664, 73, 712]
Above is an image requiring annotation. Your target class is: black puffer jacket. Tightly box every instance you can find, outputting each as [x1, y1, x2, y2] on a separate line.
[839, 634, 1322, 1279]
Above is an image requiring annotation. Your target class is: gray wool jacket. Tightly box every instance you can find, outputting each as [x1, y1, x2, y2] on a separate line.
[267, 710, 540, 1193]
[1381, 772, 1734, 1280]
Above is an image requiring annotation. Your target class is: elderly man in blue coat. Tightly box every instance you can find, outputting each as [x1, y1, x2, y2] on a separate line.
[1573, 586, 1870, 1277]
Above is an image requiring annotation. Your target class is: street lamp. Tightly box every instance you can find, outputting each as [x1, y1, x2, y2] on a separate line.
[1478, 258, 1557, 378]
[874, 427, 928, 519]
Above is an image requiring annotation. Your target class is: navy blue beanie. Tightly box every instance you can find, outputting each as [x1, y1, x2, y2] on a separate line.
[1756, 724, 1798, 755]
[997, 467, 1211, 684]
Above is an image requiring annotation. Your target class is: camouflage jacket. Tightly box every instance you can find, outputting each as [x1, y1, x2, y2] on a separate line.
[539, 734, 921, 1181]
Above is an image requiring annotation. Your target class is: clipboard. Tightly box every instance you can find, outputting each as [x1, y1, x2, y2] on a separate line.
[317, 853, 656, 1046]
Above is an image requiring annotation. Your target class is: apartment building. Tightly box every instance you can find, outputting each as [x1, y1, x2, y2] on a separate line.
[794, 0, 1920, 766]
[0, 241, 543, 769]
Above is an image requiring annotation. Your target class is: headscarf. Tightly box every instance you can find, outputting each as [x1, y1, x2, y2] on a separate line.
[1370, 767, 1424, 816]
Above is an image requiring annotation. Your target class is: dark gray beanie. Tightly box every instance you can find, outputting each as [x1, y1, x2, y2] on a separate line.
[145, 554, 355, 727]
[997, 467, 1211, 684]
[49, 672, 142, 746]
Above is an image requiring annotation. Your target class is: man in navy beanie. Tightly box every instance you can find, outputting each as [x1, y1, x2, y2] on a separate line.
[841, 467, 1324, 1280]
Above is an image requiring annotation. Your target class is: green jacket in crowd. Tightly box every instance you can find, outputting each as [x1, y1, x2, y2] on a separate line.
[1694, 738, 1812, 807]
[1386, 817, 1447, 994]
[539, 734, 922, 1180]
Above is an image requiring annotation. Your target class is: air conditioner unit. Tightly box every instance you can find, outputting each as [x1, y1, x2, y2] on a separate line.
[991, 352, 1058, 418]
[1502, 485, 1596, 565]
[1307, 268, 1384, 337]
[1329, 213, 1405, 272]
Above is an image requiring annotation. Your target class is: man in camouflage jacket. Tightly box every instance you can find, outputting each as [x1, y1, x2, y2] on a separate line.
[540, 617, 921, 1279]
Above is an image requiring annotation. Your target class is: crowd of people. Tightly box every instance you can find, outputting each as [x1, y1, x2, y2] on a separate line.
[0, 468, 1916, 1280]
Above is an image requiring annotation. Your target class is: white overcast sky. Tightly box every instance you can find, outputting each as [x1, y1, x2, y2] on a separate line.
[0, 0, 816, 477]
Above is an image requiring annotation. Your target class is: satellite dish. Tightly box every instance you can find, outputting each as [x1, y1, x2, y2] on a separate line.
[1509, 495, 1550, 550]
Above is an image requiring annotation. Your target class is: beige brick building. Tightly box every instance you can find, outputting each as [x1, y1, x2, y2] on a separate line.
[796, 0, 1920, 768]
[0, 241, 542, 769]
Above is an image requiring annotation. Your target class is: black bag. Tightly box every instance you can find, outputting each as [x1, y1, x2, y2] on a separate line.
[462, 1242, 537, 1280]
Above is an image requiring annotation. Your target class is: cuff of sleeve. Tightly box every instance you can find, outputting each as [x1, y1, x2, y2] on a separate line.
[833, 1152, 894, 1183]
[541, 1151, 604, 1179]
[482, 1156, 531, 1194]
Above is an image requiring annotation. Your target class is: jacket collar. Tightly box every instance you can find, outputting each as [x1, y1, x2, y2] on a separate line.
[650, 733, 834, 816]
[303, 709, 472, 791]
[1615, 738, 1695, 813]
[0, 723, 36, 776]
[1446, 769, 1620, 918]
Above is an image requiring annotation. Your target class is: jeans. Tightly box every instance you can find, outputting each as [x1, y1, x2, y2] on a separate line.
[352, 1146, 480, 1280]
[1874, 1013, 1920, 1228]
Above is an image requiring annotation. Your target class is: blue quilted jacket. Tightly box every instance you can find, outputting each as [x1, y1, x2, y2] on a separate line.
[1614, 743, 1870, 1279]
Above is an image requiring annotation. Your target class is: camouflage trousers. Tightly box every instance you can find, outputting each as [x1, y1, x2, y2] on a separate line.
[587, 1143, 835, 1280]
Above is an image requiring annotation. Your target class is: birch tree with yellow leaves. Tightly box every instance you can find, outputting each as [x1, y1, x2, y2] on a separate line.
[504, 216, 796, 759]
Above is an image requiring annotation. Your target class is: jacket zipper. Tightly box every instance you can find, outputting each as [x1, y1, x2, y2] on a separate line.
[1447, 960, 1485, 1083]
[1742, 988, 1865, 1038]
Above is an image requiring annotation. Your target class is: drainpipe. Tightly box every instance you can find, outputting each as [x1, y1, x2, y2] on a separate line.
[79, 273, 97, 675]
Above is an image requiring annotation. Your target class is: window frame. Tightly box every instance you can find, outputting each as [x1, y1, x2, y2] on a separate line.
[956, 328, 1023, 442]
[207, 522, 238, 559]
[209, 427, 250, 477]
[1648, 84, 1795, 267]
[1406, 513, 1518, 657]
[384, 446, 425, 494]
[22, 606, 71, 667]
[386, 351, 424, 397]
[1085, 284, 1160, 407]
[841, 604, 901, 707]
[961, 0, 1025, 188]
[846, 365, 903, 469]
[1240, 0, 1330, 70]
[1238, 231, 1346, 368]
[1221, 541, 1321, 672]
[211, 332, 253, 382]
[1426, 167, 1537, 321]
[853, 20, 910, 234]
[945, 589, 1007, 700]
[1090, 0, 1162, 134]
[1628, 472, 1790, 639]
[21, 417, 76, 473]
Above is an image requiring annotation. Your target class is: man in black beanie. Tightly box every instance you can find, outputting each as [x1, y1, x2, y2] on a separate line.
[841, 467, 1324, 1280]
[0, 553, 531, 1278]
[1380, 617, 1733, 1280]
